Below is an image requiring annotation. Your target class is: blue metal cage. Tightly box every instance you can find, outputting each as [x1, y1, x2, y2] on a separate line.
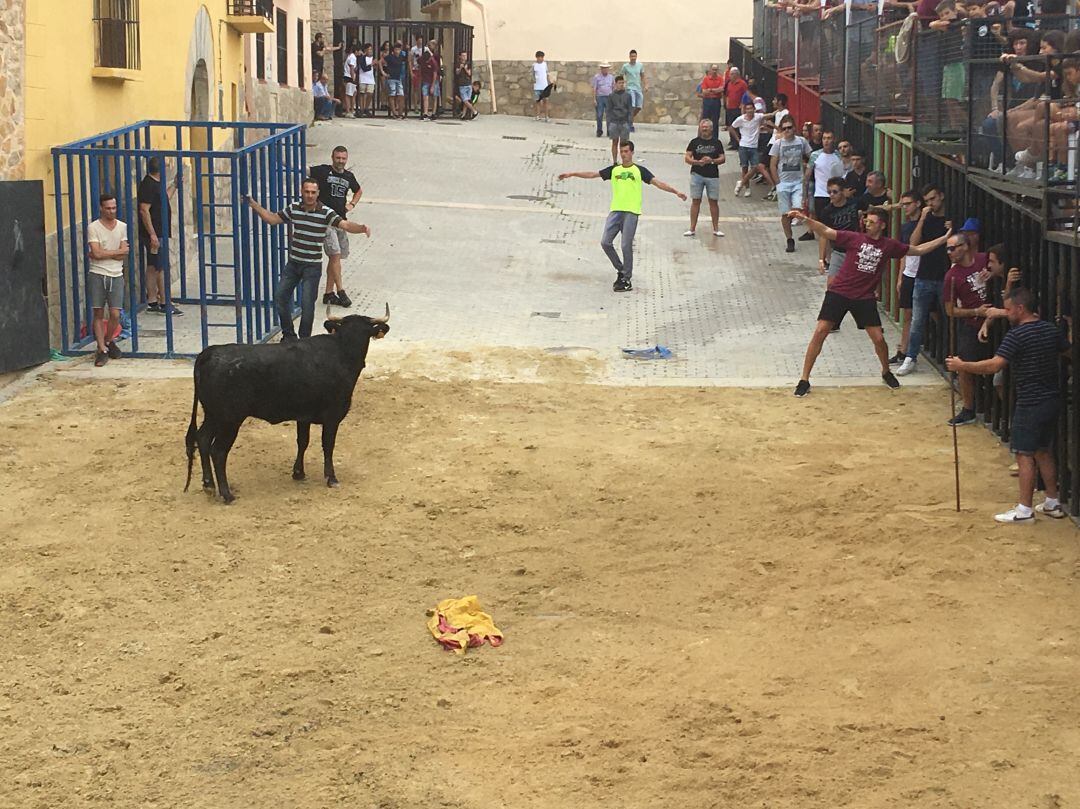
[51, 120, 307, 357]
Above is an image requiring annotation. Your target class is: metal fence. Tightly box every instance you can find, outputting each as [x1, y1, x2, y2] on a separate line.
[819, 11, 845, 100]
[51, 121, 307, 358]
[844, 12, 877, 109]
[333, 20, 474, 117]
[913, 23, 969, 147]
[874, 18, 913, 120]
[796, 13, 821, 85]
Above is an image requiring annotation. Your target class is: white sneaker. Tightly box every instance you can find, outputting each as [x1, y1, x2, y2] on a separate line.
[1036, 501, 1067, 519]
[895, 357, 917, 376]
[743, 186, 753, 198]
[683, 229, 695, 237]
[734, 180, 743, 195]
[713, 229, 725, 237]
[994, 507, 1035, 524]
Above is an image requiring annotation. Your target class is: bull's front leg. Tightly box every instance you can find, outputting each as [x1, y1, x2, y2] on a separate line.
[293, 421, 311, 480]
[322, 420, 340, 487]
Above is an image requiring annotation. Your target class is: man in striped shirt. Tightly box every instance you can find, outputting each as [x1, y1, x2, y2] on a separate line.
[947, 287, 1070, 523]
[246, 178, 370, 340]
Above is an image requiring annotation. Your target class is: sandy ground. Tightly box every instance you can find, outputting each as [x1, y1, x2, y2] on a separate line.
[2, 358, 1079, 809]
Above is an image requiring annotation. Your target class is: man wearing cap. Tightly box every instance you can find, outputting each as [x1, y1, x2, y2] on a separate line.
[960, 217, 981, 252]
[591, 63, 616, 138]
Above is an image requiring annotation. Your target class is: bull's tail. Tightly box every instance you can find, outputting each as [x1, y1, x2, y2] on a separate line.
[184, 359, 201, 492]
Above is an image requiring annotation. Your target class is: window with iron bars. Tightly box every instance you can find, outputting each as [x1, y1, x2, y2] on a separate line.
[277, 9, 288, 85]
[93, 0, 141, 70]
[297, 18, 305, 89]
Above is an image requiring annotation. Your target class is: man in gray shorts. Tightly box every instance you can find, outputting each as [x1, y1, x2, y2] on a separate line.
[310, 145, 363, 307]
[86, 193, 130, 367]
[683, 118, 726, 238]
[606, 76, 633, 163]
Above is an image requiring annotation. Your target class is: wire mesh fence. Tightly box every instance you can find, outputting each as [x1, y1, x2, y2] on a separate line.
[819, 10, 845, 99]
[844, 12, 877, 109]
[797, 13, 821, 84]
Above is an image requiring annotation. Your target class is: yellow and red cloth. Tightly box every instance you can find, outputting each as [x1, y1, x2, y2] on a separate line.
[427, 595, 504, 655]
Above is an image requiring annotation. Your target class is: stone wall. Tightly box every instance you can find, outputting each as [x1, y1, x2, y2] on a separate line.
[0, 0, 25, 179]
[248, 81, 315, 127]
[489, 60, 714, 125]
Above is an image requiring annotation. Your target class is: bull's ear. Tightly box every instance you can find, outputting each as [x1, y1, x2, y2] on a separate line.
[324, 320, 338, 333]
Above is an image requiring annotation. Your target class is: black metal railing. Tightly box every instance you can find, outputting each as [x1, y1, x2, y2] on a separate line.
[333, 20, 474, 117]
[229, 0, 273, 19]
[93, 0, 140, 70]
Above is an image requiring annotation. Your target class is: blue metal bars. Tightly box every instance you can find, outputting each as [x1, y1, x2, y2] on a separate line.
[52, 120, 307, 358]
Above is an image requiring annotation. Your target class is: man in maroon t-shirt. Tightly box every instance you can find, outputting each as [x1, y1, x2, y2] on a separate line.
[943, 233, 993, 425]
[789, 206, 953, 396]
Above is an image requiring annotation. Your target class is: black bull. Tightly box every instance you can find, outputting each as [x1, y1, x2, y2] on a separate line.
[185, 307, 390, 503]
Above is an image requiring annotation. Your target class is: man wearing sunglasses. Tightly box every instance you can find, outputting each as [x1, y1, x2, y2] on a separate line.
[789, 206, 953, 397]
[896, 183, 951, 376]
[818, 176, 859, 282]
[768, 115, 812, 253]
[942, 233, 994, 426]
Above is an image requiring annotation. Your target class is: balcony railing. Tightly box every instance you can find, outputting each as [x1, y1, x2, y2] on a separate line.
[228, 0, 273, 19]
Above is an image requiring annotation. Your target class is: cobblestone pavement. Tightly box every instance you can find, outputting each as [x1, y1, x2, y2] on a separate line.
[147, 114, 942, 389]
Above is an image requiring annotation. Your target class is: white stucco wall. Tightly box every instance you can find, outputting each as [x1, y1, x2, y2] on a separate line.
[461, 0, 754, 64]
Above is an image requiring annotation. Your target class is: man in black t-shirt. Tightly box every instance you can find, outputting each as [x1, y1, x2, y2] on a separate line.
[843, 154, 868, 197]
[947, 287, 1070, 523]
[137, 156, 181, 315]
[818, 176, 859, 281]
[309, 145, 363, 308]
[683, 119, 726, 238]
[856, 170, 892, 215]
[896, 183, 951, 376]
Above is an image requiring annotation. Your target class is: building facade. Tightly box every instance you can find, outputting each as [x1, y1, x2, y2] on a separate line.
[427, 0, 754, 124]
[244, 0, 313, 124]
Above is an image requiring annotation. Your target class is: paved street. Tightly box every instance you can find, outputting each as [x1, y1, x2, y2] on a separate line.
[106, 114, 941, 390]
[316, 113, 936, 388]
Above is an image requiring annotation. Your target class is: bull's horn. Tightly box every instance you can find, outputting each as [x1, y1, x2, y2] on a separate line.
[371, 303, 390, 324]
[325, 305, 341, 322]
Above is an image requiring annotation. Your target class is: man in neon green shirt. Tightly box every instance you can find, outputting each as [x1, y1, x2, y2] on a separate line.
[559, 140, 686, 292]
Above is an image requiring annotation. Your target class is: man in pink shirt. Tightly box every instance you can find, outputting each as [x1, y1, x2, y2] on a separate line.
[789, 206, 953, 396]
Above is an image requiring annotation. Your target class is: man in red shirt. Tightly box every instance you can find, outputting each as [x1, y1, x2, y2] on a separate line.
[723, 67, 748, 149]
[699, 64, 725, 137]
[789, 207, 953, 396]
[943, 233, 993, 426]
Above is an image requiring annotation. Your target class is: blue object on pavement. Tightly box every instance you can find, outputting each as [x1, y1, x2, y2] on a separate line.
[621, 345, 673, 360]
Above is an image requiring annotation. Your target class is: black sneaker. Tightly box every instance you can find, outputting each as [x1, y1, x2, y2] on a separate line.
[798, 231, 815, 241]
[162, 303, 183, 316]
[335, 290, 353, 308]
[785, 238, 795, 253]
[94, 351, 108, 367]
[888, 350, 905, 364]
[613, 277, 632, 292]
[794, 379, 810, 397]
[146, 302, 161, 314]
[106, 341, 122, 360]
[322, 292, 336, 305]
[947, 409, 977, 426]
[882, 371, 900, 389]
[281, 333, 299, 343]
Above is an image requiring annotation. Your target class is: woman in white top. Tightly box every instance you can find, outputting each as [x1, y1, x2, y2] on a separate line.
[357, 43, 376, 117]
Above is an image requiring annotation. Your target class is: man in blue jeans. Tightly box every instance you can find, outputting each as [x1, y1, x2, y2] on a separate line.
[896, 183, 951, 376]
[591, 62, 615, 137]
[245, 178, 370, 340]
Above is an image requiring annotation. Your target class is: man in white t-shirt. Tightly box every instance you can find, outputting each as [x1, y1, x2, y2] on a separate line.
[343, 44, 358, 116]
[86, 193, 129, 367]
[802, 130, 844, 241]
[731, 102, 764, 198]
[532, 50, 550, 122]
[356, 43, 376, 117]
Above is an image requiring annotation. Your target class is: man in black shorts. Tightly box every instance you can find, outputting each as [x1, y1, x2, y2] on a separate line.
[947, 287, 1070, 523]
[137, 157, 181, 315]
[790, 206, 952, 397]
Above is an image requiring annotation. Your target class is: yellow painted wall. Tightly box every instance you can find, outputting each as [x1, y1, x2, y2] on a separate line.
[24, 0, 247, 225]
[459, 0, 754, 64]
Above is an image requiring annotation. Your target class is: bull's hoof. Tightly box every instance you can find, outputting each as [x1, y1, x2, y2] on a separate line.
[326, 477, 339, 488]
[292, 469, 306, 481]
[202, 479, 215, 492]
[222, 493, 236, 505]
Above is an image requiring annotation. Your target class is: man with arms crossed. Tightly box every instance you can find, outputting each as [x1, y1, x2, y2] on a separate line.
[559, 140, 686, 292]
[88, 193, 129, 367]
[683, 118, 726, 238]
[245, 179, 370, 341]
[309, 145, 363, 308]
[947, 288, 1069, 523]
[790, 206, 952, 396]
